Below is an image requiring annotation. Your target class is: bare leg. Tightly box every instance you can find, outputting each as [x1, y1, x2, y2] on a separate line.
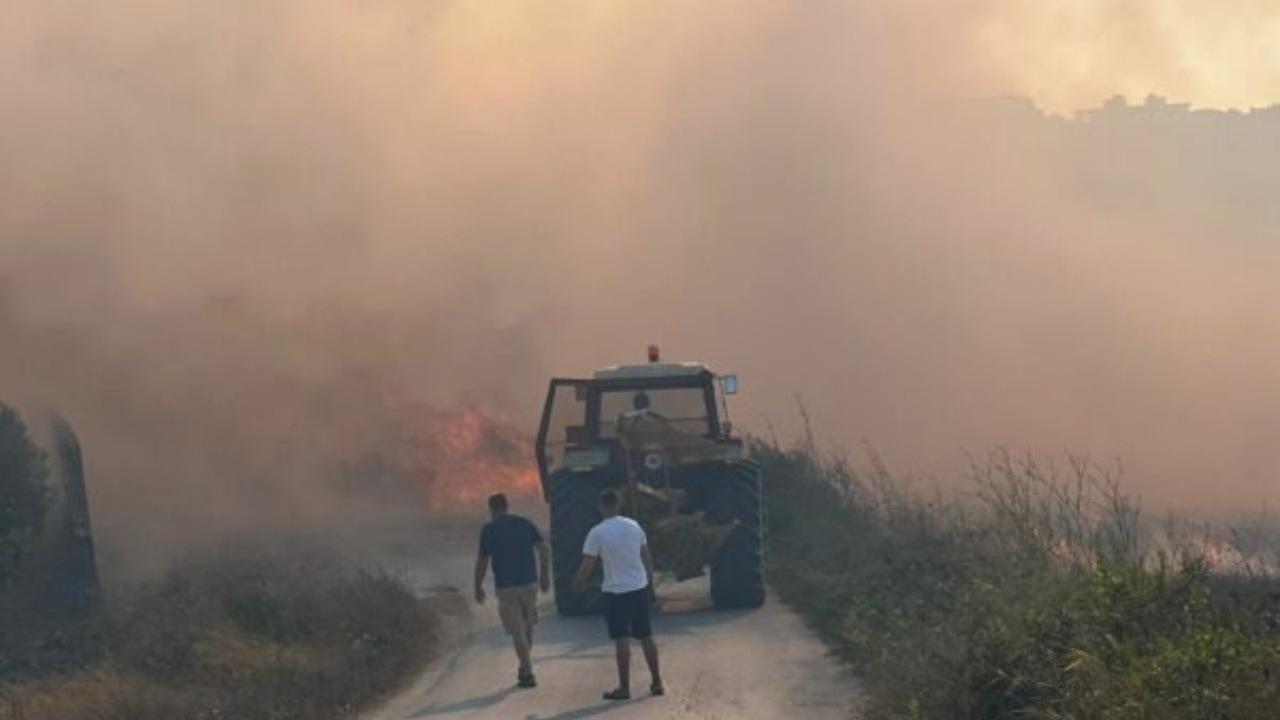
[512, 630, 532, 675]
[614, 638, 631, 691]
[525, 615, 535, 658]
[640, 637, 662, 690]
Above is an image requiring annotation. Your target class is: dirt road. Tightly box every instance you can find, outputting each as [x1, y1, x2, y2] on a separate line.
[366, 514, 859, 720]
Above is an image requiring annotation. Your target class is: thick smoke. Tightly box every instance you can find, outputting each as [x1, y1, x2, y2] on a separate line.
[2, 2, 1277, 575]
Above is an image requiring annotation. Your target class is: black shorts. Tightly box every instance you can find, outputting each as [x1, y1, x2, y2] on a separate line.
[603, 587, 653, 640]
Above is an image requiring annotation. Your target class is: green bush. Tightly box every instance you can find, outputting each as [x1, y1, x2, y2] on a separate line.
[758, 438, 1280, 720]
[0, 403, 50, 589]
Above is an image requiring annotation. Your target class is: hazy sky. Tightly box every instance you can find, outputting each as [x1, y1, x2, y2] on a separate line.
[976, 1, 1280, 111]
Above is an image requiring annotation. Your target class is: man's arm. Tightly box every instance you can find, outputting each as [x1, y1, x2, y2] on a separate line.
[572, 554, 598, 594]
[641, 544, 656, 588]
[474, 554, 490, 604]
[535, 540, 551, 593]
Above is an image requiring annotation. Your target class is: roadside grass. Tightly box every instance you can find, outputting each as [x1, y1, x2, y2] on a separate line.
[758, 435, 1280, 720]
[0, 542, 438, 720]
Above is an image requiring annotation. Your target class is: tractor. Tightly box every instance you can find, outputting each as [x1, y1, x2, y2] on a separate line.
[535, 347, 764, 615]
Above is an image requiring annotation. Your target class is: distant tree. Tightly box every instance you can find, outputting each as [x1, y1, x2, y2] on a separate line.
[0, 403, 51, 589]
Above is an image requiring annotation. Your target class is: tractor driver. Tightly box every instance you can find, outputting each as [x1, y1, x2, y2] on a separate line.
[632, 391, 651, 412]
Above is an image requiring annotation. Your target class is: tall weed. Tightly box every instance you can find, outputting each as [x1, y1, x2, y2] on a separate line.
[759, 438, 1280, 720]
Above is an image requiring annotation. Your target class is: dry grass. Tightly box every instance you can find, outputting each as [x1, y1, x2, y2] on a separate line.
[0, 543, 438, 720]
[759, 437, 1280, 720]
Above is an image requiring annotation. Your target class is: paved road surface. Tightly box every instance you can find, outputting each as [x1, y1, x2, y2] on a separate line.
[366, 518, 859, 720]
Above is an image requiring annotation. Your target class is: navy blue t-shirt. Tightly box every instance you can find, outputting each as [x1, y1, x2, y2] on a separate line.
[479, 514, 543, 589]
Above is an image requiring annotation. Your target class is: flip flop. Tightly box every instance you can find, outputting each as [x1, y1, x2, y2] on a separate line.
[602, 688, 631, 701]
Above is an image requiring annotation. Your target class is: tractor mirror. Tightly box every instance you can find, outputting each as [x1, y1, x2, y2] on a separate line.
[721, 374, 739, 395]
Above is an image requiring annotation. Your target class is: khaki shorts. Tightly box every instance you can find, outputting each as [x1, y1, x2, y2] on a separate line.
[497, 584, 538, 636]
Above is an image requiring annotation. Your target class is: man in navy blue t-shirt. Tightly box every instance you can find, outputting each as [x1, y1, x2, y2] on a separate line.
[475, 493, 550, 688]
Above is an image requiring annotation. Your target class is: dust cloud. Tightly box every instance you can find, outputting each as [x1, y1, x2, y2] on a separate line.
[1, 2, 1277, 575]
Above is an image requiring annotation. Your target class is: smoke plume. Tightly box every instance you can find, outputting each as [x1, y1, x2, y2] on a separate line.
[2, 2, 1278, 575]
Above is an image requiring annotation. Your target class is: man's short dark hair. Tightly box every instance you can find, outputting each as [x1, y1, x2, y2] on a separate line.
[599, 489, 620, 508]
[488, 493, 509, 512]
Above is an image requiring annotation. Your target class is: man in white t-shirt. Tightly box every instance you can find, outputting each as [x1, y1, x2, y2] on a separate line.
[572, 489, 665, 701]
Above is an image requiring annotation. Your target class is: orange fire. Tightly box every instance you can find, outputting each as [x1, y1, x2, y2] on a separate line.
[357, 404, 542, 510]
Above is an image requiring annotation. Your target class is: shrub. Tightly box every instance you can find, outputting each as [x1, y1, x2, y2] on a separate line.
[758, 437, 1280, 720]
[0, 404, 50, 589]
[2, 543, 439, 720]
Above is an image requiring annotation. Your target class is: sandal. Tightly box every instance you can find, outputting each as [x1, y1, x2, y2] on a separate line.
[602, 688, 631, 701]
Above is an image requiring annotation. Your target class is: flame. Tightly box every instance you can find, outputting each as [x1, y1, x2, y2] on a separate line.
[354, 404, 541, 510]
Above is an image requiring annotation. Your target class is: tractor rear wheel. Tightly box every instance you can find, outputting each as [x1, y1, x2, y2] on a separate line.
[549, 473, 602, 616]
[707, 462, 765, 609]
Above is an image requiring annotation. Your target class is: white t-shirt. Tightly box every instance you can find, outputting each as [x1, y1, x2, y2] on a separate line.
[583, 515, 650, 594]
